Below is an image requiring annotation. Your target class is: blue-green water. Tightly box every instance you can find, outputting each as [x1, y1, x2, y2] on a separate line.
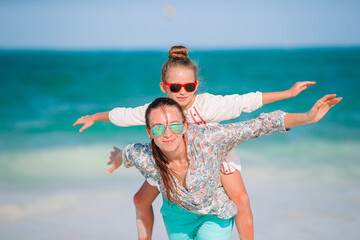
[0, 48, 359, 239]
[1, 48, 359, 151]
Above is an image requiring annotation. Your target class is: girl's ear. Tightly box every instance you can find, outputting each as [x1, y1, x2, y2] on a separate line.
[146, 126, 153, 139]
[160, 82, 167, 94]
[194, 81, 199, 92]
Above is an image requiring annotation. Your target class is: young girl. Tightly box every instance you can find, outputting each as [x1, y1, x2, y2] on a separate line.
[73, 46, 316, 240]
[106, 95, 340, 240]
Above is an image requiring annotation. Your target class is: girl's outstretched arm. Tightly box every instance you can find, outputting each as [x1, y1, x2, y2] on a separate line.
[73, 103, 149, 132]
[73, 111, 110, 132]
[262, 81, 316, 105]
[284, 94, 342, 129]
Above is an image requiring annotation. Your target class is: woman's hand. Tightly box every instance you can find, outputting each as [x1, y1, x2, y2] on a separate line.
[73, 115, 95, 132]
[306, 94, 342, 123]
[107, 146, 123, 174]
[286, 81, 316, 98]
[284, 94, 342, 129]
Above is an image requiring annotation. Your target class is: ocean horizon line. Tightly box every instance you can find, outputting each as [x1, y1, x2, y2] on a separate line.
[1, 45, 360, 53]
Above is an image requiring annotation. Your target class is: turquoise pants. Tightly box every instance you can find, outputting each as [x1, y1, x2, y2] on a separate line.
[160, 196, 234, 240]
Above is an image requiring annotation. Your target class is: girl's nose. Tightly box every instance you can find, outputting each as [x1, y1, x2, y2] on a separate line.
[178, 86, 187, 95]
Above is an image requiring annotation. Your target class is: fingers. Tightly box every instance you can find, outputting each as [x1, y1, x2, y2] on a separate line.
[79, 125, 86, 133]
[317, 94, 336, 104]
[321, 94, 337, 102]
[298, 81, 316, 91]
[107, 166, 115, 175]
[294, 81, 316, 88]
[300, 86, 308, 91]
[316, 95, 341, 112]
[73, 115, 90, 128]
[302, 81, 316, 86]
[79, 122, 91, 132]
[72, 118, 82, 127]
[328, 97, 342, 108]
[313, 94, 336, 111]
[291, 81, 316, 97]
[113, 146, 120, 152]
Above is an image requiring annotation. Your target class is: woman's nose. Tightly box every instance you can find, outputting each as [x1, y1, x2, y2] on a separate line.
[163, 126, 173, 137]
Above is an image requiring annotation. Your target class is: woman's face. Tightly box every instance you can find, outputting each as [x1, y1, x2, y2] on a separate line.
[146, 106, 187, 154]
[160, 67, 198, 110]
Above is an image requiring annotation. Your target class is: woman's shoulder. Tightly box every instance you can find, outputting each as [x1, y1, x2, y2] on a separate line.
[126, 142, 151, 152]
[124, 142, 153, 160]
[187, 124, 223, 142]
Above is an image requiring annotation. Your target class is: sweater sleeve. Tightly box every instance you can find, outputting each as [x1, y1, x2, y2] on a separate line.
[198, 92, 263, 123]
[108, 103, 150, 127]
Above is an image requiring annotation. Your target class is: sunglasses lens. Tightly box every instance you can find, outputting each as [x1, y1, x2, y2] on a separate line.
[185, 83, 196, 92]
[169, 123, 184, 134]
[152, 126, 166, 137]
[170, 84, 181, 93]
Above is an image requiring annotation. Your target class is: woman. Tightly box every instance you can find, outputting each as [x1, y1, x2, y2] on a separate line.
[74, 46, 315, 240]
[107, 95, 341, 240]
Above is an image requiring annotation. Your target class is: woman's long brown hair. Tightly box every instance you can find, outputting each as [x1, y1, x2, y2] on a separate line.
[145, 97, 186, 203]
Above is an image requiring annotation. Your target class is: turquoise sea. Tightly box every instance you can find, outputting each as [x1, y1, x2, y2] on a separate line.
[0, 48, 359, 239]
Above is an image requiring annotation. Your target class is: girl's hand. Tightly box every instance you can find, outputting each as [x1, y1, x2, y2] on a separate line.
[107, 146, 123, 174]
[73, 115, 95, 132]
[306, 94, 342, 123]
[287, 81, 316, 97]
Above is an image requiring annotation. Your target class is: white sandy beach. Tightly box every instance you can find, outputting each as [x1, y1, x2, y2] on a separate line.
[0, 141, 359, 240]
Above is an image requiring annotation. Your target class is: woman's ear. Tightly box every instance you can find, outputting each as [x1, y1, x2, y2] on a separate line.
[182, 120, 188, 134]
[146, 126, 153, 139]
[160, 82, 167, 94]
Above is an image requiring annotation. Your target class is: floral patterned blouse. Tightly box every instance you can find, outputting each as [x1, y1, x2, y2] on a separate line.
[121, 110, 287, 219]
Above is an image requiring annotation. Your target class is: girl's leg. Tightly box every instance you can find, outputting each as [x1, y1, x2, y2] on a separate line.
[221, 170, 254, 240]
[196, 215, 234, 240]
[133, 181, 160, 240]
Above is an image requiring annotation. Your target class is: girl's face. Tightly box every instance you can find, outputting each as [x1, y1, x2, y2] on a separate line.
[146, 106, 187, 154]
[160, 67, 198, 110]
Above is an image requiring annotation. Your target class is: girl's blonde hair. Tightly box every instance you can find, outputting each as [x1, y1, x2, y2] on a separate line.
[161, 46, 198, 82]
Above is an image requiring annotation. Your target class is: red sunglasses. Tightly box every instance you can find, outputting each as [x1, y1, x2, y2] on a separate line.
[163, 82, 198, 93]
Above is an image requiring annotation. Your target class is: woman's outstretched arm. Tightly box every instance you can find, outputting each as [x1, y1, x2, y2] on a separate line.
[284, 94, 342, 129]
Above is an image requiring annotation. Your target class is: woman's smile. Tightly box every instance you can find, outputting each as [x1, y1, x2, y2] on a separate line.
[163, 138, 176, 144]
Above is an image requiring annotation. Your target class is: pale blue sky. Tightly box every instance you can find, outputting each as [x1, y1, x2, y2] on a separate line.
[0, 0, 359, 49]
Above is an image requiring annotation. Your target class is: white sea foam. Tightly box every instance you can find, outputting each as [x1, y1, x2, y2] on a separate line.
[1, 139, 359, 184]
[237, 139, 360, 183]
[0, 144, 140, 180]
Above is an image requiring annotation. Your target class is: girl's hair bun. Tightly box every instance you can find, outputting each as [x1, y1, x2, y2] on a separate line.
[168, 46, 188, 59]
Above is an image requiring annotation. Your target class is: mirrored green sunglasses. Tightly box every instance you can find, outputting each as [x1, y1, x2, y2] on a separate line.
[151, 123, 184, 137]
